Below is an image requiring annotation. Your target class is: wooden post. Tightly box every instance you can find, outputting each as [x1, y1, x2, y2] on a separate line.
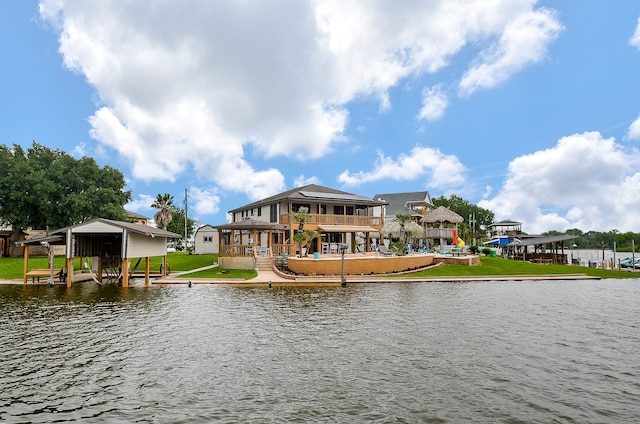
[122, 257, 130, 287]
[97, 257, 103, 284]
[144, 257, 150, 286]
[66, 257, 73, 287]
[23, 245, 29, 284]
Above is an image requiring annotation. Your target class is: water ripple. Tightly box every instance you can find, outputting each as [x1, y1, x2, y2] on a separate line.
[1, 280, 639, 422]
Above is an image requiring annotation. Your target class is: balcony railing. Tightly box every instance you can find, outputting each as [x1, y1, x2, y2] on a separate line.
[219, 243, 296, 257]
[280, 213, 382, 228]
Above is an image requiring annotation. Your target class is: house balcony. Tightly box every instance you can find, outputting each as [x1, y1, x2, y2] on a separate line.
[279, 213, 383, 230]
[489, 230, 521, 238]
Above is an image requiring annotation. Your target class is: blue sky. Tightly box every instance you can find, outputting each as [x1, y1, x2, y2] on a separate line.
[2, 1, 640, 233]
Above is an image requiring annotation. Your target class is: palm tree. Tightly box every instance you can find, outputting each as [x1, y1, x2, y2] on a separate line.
[151, 193, 174, 230]
[394, 213, 413, 245]
[292, 206, 312, 233]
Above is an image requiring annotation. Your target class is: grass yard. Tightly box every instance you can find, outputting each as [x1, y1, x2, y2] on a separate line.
[2, 253, 637, 281]
[395, 256, 639, 279]
[0, 252, 219, 280]
[179, 268, 258, 280]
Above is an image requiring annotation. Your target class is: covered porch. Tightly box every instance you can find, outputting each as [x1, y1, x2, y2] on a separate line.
[502, 235, 579, 264]
[215, 219, 286, 268]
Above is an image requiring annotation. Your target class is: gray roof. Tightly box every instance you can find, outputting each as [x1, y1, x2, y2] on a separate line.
[214, 218, 285, 230]
[373, 191, 432, 206]
[125, 209, 150, 220]
[17, 218, 181, 246]
[50, 218, 182, 238]
[229, 184, 385, 213]
[373, 191, 432, 217]
[489, 220, 522, 227]
[507, 235, 578, 247]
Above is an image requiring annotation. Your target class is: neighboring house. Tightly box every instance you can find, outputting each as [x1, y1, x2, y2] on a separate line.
[372, 191, 433, 222]
[126, 210, 150, 225]
[194, 224, 219, 254]
[217, 184, 386, 266]
[0, 229, 12, 257]
[487, 220, 522, 240]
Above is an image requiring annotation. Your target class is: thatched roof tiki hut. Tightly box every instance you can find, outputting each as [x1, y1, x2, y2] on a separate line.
[421, 206, 464, 249]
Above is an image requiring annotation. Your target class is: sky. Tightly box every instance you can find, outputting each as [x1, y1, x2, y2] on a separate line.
[1, 0, 640, 234]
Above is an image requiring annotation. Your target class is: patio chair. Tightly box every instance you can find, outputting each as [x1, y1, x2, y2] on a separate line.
[378, 245, 394, 256]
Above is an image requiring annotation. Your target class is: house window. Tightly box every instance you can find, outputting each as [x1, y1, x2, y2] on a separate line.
[333, 205, 344, 215]
[270, 204, 278, 222]
[203, 236, 213, 243]
[346, 206, 354, 215]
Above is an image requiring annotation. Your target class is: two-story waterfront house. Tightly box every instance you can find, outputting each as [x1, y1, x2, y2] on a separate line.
[215, 184, 386, 268]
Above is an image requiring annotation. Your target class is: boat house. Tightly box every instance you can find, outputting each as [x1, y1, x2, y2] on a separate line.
[19, 218, 181, 287]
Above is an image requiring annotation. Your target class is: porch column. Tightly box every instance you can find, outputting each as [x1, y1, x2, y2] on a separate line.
[253, 229, 258, 253]
[231, 229, 235, 257]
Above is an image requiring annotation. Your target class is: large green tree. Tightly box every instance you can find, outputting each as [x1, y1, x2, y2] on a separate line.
[0, 142, 131, 256]
[166, 207, 196, 241]
[431, 194, 495, 232]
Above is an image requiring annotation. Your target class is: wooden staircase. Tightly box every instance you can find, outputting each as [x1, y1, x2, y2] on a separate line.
[255, 256, 273, 272]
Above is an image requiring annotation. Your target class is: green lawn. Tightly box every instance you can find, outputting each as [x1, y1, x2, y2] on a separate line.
[394, 256, 639, 279]
[178, 268, 258, 280]
[0, 252, 218, 280]
[2, 253, 637, 281]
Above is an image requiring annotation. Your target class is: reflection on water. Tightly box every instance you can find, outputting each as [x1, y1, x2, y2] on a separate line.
[1, 280, 639, 422]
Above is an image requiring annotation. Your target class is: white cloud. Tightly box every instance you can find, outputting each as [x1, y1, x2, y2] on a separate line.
[338, 145, 466, 188]
[72, 142, 86, 158]
[293, 175, 322, 187]
[479, 132, 640, 233]
[631, 16, 640, 49]
[459, 8, 562, 96]
[126, 193, 155, 214]
[188, 186, 221, 217]
[39, 0, 560, 200]
[627, 114, 640, 140]
[417, 85, 448, 121]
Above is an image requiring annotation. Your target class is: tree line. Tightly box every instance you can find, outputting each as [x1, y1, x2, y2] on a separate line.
[0, 142, 131, 256]
[544, 229, 640, 252]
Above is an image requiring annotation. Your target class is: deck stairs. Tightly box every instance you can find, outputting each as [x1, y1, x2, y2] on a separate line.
[255, 256, 273, 272]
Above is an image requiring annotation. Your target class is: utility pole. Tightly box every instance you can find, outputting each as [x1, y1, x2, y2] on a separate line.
[469, 213, 476, 246]
[184, 188, 188, 252]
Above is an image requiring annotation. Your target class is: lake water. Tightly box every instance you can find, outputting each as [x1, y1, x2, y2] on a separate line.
[1, 279, 639, 423]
